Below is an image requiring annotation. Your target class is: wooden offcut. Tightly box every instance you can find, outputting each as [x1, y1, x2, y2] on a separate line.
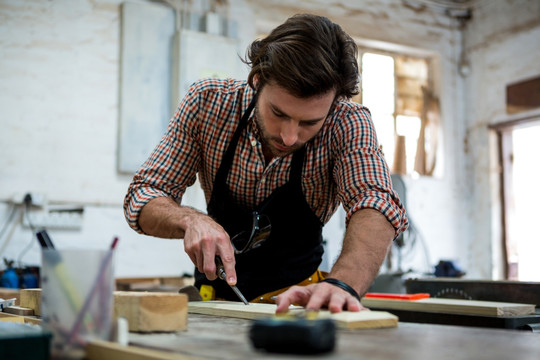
[188, 301, 398, 329]
[86, 340, 202, 360]
[361, 297, 536, 316]
[114, 291, 188, 332]
[19, 288, 42, 316]
[3, 305, 34, 316]
[13, 289, 190, 332]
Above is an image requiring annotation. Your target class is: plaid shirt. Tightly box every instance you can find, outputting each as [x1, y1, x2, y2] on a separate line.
[124, 78, 408, 236]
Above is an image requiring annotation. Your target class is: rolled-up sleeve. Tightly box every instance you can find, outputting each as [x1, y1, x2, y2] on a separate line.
[123, 88, 201, 233]
[334, 105, 408, 238]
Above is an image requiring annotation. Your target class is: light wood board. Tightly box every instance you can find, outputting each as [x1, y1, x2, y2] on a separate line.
[188, 301, 398, 329]
[361, 297, 536, 316]
[86, 340, 202, 360]
[0, 311, 41, 325]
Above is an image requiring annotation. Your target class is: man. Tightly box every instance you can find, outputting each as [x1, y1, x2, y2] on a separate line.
[124, 14, 408, 313]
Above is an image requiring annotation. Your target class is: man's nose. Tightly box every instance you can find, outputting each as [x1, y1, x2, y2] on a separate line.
[280, 121, 299, 146]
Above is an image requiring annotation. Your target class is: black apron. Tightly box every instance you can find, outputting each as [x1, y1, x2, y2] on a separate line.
[194, 96, 324, 301]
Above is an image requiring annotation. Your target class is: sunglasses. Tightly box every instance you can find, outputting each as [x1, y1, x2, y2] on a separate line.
[231, 211, 271, 254]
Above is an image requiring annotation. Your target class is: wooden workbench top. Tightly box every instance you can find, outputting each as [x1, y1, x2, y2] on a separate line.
[126, 313, 540, 360]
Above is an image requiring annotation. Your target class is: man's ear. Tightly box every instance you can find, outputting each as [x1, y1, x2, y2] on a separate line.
[253, 74, 259, 90]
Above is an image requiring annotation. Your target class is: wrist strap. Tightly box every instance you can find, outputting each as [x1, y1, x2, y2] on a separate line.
[321, 278, 361, 301]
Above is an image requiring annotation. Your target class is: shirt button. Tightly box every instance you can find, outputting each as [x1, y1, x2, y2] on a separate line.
[251, 140, 257, 147]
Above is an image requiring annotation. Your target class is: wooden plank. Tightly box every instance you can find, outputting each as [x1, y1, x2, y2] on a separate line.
[19, 288, 42, 316]
[188, 301, 398, 329]
[361, 297, 536, 316]
[114, 291, 188, 332]
[0, 312, 41, 325]
[0, 313, 24, 323]
[86, 340, 202, 360]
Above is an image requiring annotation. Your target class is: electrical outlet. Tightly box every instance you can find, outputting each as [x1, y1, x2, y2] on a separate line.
[22, 210, 83, 230]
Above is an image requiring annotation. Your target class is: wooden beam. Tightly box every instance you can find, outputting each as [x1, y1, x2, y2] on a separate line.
[361, 297, 535, 316]
[188, 301, 398, 329]
[114, 291, 188, 332]
[506, 75, 540, 114]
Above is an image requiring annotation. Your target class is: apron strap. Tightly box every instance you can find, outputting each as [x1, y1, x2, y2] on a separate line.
[213, 95, 257, 193]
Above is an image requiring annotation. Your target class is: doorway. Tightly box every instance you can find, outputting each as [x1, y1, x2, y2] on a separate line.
[497, 119, 540, 281]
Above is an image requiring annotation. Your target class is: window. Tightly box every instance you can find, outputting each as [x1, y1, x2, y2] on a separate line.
[358, 52, 437, 177]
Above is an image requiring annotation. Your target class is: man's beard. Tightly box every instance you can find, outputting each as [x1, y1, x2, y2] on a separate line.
[254, 105, 305, 158]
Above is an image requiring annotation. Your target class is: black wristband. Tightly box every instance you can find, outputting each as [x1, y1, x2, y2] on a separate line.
[321, 278, 361, 302]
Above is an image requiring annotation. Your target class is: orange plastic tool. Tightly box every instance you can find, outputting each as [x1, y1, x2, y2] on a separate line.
[364, 293, 431, 300]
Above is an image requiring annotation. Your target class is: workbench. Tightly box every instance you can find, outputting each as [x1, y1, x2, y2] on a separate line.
[122, 312, 540, 360]
[4, 287, 539, 359]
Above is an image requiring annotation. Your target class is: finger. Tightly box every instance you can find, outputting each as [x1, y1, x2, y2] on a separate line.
[216, 241, 236, 286]
[275, 296, 292, 313]
[327, 293, 347, 313]
[187, 252, 197, 268]
[326, 289, 366, 313]
[183, 226, 206, 272]
[344, 297, 365, 312]
[183, 241, 200, 271]
[305, 282, 334, 311]
[275, 286, 311, 313]
[201, 239, 217, 281]
[194, 254, 202, 273]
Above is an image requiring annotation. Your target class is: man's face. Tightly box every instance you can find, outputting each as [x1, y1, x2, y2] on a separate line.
[255, 82, 335, 158]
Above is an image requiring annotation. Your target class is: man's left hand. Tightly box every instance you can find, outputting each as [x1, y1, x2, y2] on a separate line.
[274, 281, 367, 313]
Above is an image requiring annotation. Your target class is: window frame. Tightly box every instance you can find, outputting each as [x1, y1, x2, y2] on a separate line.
[356, 46, 435, 176]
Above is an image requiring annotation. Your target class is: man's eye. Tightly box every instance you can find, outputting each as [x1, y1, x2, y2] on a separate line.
[272, 110, 285, 118]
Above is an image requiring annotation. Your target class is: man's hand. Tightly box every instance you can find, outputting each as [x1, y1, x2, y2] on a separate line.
[274, 281, 367, 314]
[275, 209, 394, 314]
[139, 197, 237, 285]
[183, 212, 237, 285]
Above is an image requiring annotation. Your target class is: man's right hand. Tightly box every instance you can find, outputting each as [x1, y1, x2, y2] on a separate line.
[138, 197, 237, 285]
[182, 211, 238, 285]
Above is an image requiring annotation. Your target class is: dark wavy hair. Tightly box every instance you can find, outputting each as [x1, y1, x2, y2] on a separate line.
[243, 14, 359, 100]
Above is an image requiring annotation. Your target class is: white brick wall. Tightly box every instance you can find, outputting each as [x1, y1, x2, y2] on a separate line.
[1, 0, 538, 279]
